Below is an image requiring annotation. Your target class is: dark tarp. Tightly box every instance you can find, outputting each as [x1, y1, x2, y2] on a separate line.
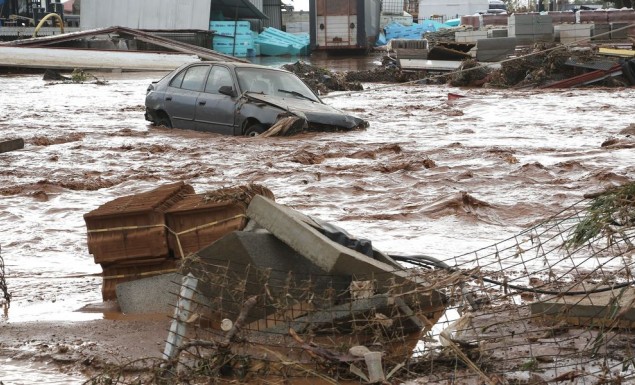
[211, 0, 269, 20]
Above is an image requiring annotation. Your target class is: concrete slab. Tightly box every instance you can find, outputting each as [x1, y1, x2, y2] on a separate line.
[530, 286, 635, 328]
[245, 196, 447, 309]
[116, 272, 180, 314]
[246, 195, 404, 277]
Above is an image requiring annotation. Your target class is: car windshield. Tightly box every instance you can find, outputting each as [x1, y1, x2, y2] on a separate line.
[236, 68, 319, 103]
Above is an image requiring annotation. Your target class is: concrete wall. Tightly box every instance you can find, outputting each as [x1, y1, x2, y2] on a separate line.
[81, 0, 211, 30]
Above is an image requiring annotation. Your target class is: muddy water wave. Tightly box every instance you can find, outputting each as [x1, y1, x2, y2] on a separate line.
[0, 73, 633, 326]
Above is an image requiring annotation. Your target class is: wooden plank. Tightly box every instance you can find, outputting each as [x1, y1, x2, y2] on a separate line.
[0, 138, 24, 154]
[598, 47, 635, 58]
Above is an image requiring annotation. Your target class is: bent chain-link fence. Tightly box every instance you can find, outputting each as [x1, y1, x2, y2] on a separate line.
[87, 184, 635, 384]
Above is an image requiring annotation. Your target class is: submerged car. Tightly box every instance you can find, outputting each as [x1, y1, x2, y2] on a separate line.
[145, 62, 368, 136]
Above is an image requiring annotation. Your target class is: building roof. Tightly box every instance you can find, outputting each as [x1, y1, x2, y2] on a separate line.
[212, 0, 269, 19]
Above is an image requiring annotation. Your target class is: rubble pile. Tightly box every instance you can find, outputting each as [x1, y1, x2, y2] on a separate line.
[488, 45, 595, 88]
[447, 58, 494, 87]
[282, 61, 363, 95]
[423, 26, 472, 46]
[344, 66, 425, 83]
[83, 182, 635, 384]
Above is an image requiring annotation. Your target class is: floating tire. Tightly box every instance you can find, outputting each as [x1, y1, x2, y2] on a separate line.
[622, 60, 635, 86]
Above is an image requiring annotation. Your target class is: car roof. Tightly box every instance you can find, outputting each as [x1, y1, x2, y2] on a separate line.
[192, 61, 289, 72]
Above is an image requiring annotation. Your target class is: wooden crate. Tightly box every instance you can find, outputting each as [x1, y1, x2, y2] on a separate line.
[84, 182, 194, 264]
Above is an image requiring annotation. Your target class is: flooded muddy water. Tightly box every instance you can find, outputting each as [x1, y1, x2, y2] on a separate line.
[0, 69, 633, 382]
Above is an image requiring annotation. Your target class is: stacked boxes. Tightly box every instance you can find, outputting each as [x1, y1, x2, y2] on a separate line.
[165, 195, 247, 259]
[475, 37, 517, 62]
[508, 13, 553, 45]
[460, 15, 481, 29]
[455, 30, 488, 43]
[389, 38, 429, 59]
[554, 24, 592, 44]
[607, 10, 635, 38]
[577, 10, 608, 24]
[481, 14, 508, 27]
[84, 182, 194, 300]
[592, 23, 610, 41]
[488, 29, 509, 38]
[210, 20, 255, 57]
[610, 23, 629, 40]
[84, 182, 193, 265]
[548, 11, 576, 24]
[85, 182, 274, 300]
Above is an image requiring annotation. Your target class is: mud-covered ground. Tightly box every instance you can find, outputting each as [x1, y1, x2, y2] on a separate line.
[0, 70, 634, 383]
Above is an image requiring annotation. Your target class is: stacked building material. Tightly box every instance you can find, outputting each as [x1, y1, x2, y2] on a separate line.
[85, 182, 275, 301]
[383, 20, 444, 41]
[254, 27, 309, 56]
[210, 20, 255, 57]
[607, 9, 635, 38]
[166, 188, 264, 258]
[460, 15, 480, 29]
[84, 182, 194, 300]
[455, 30, 488, 43]
[480, 14, 508, 27]
[592, 23, 611, 41]
[554, 24, 592, 44]
[610, 23, 629, 40]
[508, 13, 553, 45]
[548, 11, 576, 24]
[577, 9, 608, 24]
[487, 28, 508, 38]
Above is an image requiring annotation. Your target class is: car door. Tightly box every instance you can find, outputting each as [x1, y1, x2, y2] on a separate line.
[195, 65, 238, 134]
[164, 64, 210, 131]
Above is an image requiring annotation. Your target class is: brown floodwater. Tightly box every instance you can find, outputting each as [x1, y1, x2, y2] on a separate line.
[0, 68, 633, 382]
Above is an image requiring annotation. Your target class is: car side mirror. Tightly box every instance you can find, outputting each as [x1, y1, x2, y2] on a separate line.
[219, 85, 236, 97]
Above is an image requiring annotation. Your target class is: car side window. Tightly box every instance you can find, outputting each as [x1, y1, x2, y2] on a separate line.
[180, 66, 210, 92]
[204, 66, 233, 94]
[169, 70, 186, 88]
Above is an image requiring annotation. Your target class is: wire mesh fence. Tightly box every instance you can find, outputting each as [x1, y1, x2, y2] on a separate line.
[87, 184, 635, 384]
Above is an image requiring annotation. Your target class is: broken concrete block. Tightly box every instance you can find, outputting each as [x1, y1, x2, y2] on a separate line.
[245, 196, 447, 322]
[182, 231, 351, 324]
[530, 286, 635, 328]
[116, 272, 180, 314]
[246, 195, 404, 276]
[0, 138, 24, 154]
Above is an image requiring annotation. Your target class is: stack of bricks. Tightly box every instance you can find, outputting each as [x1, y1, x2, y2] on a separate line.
[508, 13, 553, 45]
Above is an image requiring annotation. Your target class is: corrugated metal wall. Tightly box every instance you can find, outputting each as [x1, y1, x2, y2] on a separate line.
[263, 0, 282, 29]
[249, 0, 264, 10]
[246, 0, 282, 31]
[81, 0, 211, 30]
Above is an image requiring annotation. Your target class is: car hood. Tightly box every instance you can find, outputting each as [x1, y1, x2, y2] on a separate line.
[244, 93, 368, 130]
